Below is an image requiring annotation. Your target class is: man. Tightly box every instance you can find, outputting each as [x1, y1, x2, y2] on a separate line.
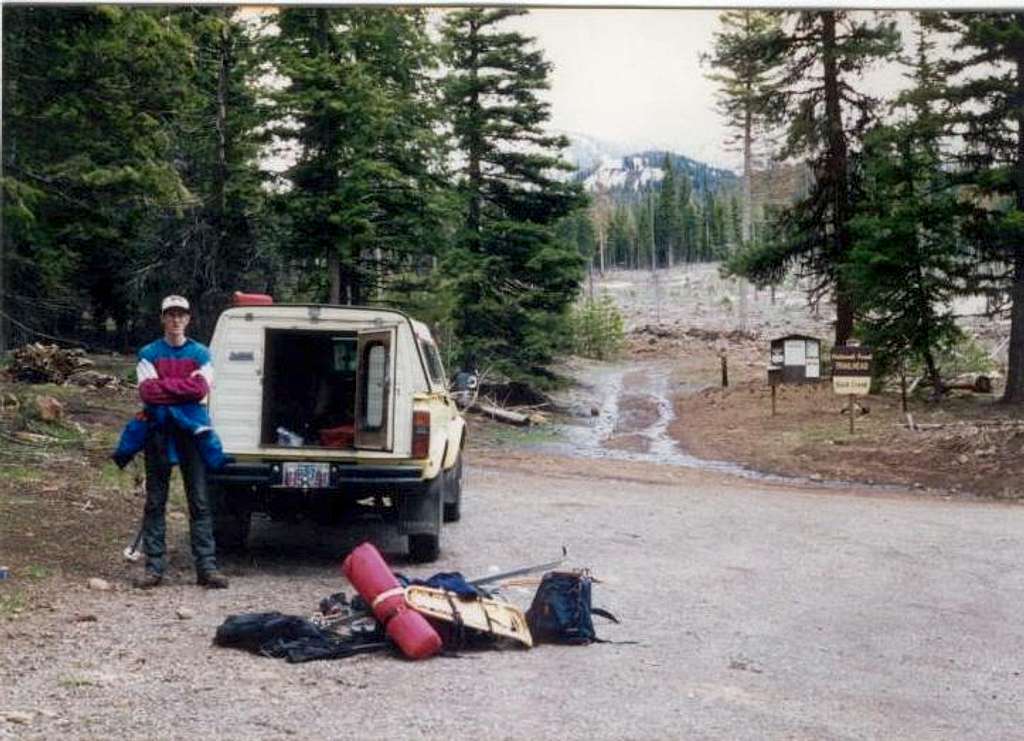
[134, 295, 229, 589]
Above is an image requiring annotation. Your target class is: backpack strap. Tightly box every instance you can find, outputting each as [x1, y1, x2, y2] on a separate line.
[591, 607, 619, 624]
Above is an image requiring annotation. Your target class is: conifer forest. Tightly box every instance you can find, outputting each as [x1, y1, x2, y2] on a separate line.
[2, 7, 1024, 402]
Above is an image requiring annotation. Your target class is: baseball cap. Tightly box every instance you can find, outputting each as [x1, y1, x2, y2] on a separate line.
[161, 295, 191, 314]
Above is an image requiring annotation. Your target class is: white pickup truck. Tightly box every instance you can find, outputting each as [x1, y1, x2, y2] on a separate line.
[206, 295, 466, 562]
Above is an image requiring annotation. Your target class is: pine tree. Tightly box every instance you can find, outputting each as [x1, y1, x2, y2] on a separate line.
[441, 8, 585, 379]
[654, 155, 680, 268]
[1, 6, 193, 348]
[608, 206, 634, 268]
[929, 12, 1024, 403]
[727, 11, 900, 344]
[675, 173, 696, 264]
[636, 193, 656, 270]
[704, 10, 785, 326]
[267, 8, 448, 306]
[157, 7, 272, 339]
[847, 121, 970, 391]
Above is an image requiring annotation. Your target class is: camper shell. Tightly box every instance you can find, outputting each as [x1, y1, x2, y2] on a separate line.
[206, 301, 465, 562]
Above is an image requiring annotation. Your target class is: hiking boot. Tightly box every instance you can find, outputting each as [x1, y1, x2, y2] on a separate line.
[133, 572, 163, 590]
[197, 570, 229, 589]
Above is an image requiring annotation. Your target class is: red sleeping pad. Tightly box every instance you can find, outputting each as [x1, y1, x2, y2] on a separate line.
[341, 542, 442, 660]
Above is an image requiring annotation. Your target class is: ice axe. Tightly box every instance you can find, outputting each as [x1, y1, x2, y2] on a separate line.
[123, 466, 146, 562]
[123, 525, 144, 562]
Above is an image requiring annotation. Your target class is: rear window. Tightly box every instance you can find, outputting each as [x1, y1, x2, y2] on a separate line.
[419, 339, 446, 388]
[364, 342, 387, 429]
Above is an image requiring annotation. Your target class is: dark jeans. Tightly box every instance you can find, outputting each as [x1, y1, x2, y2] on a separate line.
[142, 426, 218, 576]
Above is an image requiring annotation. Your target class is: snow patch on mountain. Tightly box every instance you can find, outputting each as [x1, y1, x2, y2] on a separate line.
[583, 155, 666, 192]
[557, 132, 739, 195]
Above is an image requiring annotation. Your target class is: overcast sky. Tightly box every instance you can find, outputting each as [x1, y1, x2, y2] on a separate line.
[506, 9, 917, 172]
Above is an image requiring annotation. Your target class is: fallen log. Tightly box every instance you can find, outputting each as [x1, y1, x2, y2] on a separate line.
[468, 400, 531, 426]
[896, 420, 1024, 430]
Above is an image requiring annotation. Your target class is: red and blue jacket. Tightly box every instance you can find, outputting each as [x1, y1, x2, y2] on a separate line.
[136, 337, 212, 405]
[111, 338, 230, 470]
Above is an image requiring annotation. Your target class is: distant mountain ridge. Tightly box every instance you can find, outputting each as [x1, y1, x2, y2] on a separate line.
[558, 133, 739, 198]
[578, 151, 739, 197]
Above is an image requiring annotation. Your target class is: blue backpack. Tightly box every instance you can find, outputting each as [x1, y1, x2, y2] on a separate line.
[526, 571, 619, 645]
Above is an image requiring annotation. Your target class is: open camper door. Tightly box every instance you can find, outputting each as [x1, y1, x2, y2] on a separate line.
[355, 328, 396, 450]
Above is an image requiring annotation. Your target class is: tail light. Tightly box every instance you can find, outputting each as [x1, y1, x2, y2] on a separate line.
[412, 411, 431, 458]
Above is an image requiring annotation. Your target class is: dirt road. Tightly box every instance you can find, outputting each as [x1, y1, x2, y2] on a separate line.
[2, 454, 1022, 740]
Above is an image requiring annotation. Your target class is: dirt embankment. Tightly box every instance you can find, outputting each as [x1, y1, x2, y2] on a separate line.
[582, 264, 1024, 500]
[672, 375, 1024, 499]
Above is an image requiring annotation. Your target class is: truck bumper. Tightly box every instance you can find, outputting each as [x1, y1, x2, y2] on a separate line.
[209, 462, 425, 490]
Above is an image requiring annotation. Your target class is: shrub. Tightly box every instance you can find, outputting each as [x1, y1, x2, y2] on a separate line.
[569, 294, 625, 360]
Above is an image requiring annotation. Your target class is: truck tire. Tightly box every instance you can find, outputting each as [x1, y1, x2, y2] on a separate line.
[442, 455, 463, 523]
[213, 485, 251, 554]
[405, 474, 443, 563]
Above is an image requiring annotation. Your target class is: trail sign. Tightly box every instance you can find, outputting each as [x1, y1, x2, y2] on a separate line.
[831, 345, 873, 395]
[768, 335, 821, 385]
[832, 345, 873, 434]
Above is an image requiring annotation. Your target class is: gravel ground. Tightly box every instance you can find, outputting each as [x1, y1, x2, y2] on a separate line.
[3, 457, 1023, 740]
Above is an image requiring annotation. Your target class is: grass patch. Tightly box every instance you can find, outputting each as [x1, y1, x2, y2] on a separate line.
[489, 424, 564, 447]
[0, 590, 27, 618]
[24, 564, 52, 581]
[23, 418, 87, 447]
[97, 461, 131, 489]
[0, 464, 44, 484]
[89, 427, 123, 450]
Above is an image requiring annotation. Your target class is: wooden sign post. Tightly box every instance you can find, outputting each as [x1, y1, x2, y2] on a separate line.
[768, 366, 781, 415]
[831, 345, 873, 434]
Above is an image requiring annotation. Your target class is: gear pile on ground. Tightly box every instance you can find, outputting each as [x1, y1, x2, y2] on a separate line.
[213, 542, 618, 663]
[7, 343, 120, 388]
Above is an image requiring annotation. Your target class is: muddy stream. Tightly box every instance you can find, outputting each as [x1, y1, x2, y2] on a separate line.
[531, 360, 784, 480]
[532, 360, 862, 489]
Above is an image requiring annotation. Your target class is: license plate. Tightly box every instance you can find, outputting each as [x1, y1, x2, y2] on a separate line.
[281, 462, 331, 489]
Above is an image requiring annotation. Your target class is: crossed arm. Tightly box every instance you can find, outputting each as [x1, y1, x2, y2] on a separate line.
[137, 359, 213, 405]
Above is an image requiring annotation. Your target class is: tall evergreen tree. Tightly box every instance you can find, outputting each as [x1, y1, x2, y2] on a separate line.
[156, 7, 273, 339]
[636, 193, 656, 270]
[727, 11, 900, 344]
[704, 9, 785, 325]
[655, 155, 680, 268]
[608, 205, 634, 268]
[266, 8, 448, 306]
[929, 12, 1024, 403]
[441, 8, 585, 378]
[847, 122, 970, 392]
[844, 17, 971, 393]
[2, 6, 193, 348]
[675, 172, 696, 263]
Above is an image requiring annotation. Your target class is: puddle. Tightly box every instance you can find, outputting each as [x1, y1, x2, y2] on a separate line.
[531, 360, 867, 489]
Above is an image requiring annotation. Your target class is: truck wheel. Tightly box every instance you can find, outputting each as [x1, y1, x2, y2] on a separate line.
[405, 474, 443, 563]
[213, 486, 251, 554]
[443, 455, 463, 523]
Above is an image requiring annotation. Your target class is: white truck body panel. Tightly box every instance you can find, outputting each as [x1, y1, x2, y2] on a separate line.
[208, 305, 435, 461]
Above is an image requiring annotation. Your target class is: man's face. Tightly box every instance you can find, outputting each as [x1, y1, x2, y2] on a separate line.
[161, 309, 191, 337]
